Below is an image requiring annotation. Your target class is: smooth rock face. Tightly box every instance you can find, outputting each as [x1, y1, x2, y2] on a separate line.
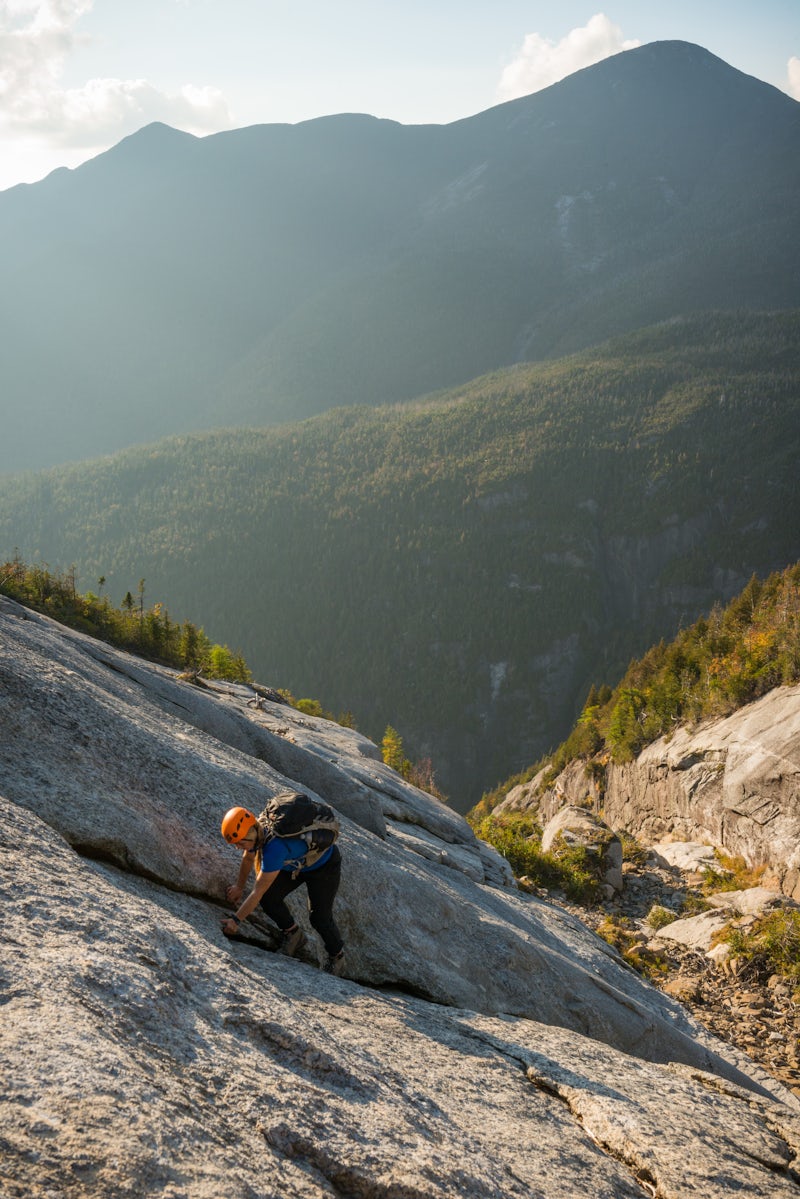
[3, 602, 800, 1196]
[603, 685, 800, 899]
[4, 797, 800, 1199]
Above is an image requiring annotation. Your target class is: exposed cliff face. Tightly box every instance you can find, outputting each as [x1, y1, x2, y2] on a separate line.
[405, 515, 761, 809]
[602, 685, 800, 899]
[496, 758, 602, 827]
[4, 598, 800, 1193]
[508, 683, 800, 902]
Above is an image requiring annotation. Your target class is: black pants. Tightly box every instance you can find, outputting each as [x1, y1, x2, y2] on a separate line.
[259, 845, 344, 956]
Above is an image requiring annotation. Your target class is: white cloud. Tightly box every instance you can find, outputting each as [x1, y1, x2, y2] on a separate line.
[54, 77, 230, 145]
[1, 1, 95, 124]
[496, 12, 640, 103]
[0, 0, 231, 185]
[787, 56, 800, 101]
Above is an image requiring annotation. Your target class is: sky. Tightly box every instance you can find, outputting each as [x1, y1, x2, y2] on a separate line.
[1, 1, 798, 192]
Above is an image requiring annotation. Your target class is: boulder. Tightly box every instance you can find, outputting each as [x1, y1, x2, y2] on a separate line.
[650, 840, 719, 873]
[651, 887, 798, 953]
[708, 887, 797, 916]
[541, 805, 624, 893]
[651, 909, 732, 951]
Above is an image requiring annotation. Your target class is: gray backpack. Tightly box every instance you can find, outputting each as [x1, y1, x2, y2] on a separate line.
[256, 791, 340, 875]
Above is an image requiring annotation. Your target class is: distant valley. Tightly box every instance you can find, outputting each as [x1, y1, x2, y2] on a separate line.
[2, 311, 799, 807]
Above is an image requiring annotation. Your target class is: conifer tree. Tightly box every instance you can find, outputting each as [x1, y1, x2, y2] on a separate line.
[381, 725, 406, 773]
[180, 621, 201, 670]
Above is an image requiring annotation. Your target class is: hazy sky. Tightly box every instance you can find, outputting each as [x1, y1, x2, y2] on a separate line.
[1, 1, 798, 192]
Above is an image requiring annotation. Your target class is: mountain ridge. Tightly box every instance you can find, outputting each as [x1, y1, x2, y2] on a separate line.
[1, 39, 799, 472]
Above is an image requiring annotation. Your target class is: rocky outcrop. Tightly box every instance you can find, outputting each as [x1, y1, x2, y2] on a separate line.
[496, 758, 602, 826]
[651, 841, 720, 873]
[3, 600, 800, 1196]
[540, 804, 623, 895]
[651, 882, 799, 954]
[602, 685, 800, 899]
[0, 595, 753, 1067]
[572, 843, 800, 1102]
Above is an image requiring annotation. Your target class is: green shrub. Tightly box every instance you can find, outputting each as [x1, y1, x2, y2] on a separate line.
[0, 556, 252, 682]
[472, 814, 599, 905]
[596, 916, 669, 978]
[679, 892, 714, 916]
[646, 904, 677, 931]
[294, 697, 332, 719]
[701, 851, 766, 895]
[492, 561, 800, 784]
[719, 909, 800, 985]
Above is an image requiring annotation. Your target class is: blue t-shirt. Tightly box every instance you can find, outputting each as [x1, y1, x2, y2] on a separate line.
[258, 835, 333, 876]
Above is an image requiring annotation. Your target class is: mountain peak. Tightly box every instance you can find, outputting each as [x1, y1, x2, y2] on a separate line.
[1, 39, 798, 474]
[63, 120, 200, 184]
[583, 37, 796, 102]
[124, 119, 197, 141]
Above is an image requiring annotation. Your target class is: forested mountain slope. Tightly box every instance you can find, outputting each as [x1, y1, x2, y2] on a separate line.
[480, 563, 800, 900]
[481, 561, 800, 802]
[2, 311, 798, 808]
[1, 40, 799, 471]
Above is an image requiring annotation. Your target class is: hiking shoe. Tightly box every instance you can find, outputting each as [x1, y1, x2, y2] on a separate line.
[323, 949, 345, 977]
[278, 926, 306, 957]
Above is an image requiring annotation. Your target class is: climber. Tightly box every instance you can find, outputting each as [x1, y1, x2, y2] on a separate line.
[219, 804, 346, 976]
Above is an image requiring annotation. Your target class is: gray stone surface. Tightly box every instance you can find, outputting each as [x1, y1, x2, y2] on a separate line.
[0, 603, 788, 1073]
[651, 908, 732, 951]
[494, 768, 548, 816]
[4, 797, 800, 1199]
[0, 604, 723, 1057]
[652, 885, 798, 953]
[3, 602, 800, 1195]
[495, 759, 603, 827]
[708, 886, 798, 916]
[650, 840, 719, 872]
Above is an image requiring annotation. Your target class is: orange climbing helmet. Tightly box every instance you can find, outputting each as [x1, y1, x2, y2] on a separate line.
[221, 806, 257, 845]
